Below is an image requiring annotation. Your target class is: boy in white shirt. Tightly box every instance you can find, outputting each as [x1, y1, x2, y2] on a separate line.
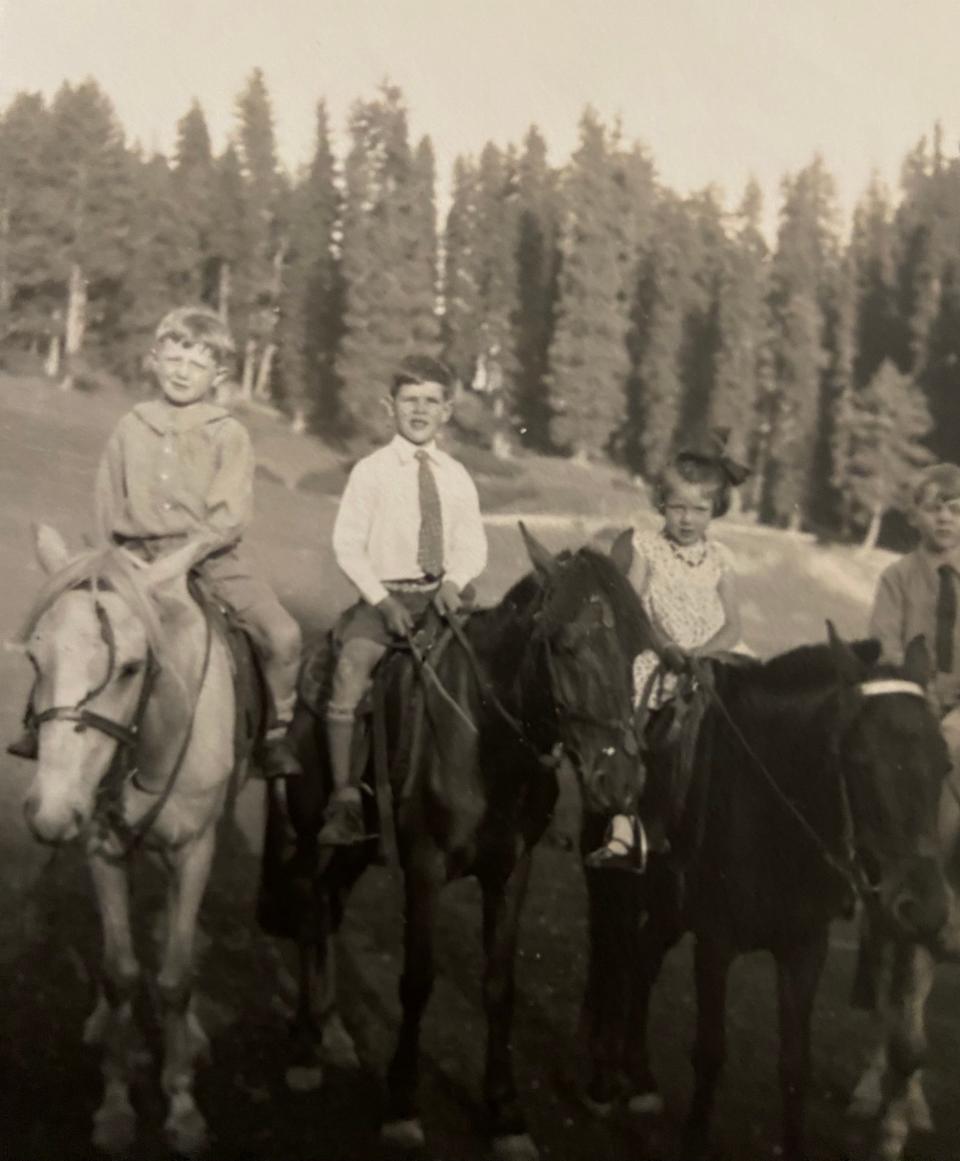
[319, 355, 488, 845]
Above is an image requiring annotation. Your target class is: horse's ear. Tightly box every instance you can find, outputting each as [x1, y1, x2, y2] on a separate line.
[35, 523, 72, 575]
[610, 527, 634, 575]
[902, 634, 933, 688]
[827, 620, 868, 685]
[519, 521, 556, 578]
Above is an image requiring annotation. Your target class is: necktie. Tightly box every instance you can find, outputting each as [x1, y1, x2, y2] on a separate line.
[416, 449, 444, 578]
[936, 564, 956, 673]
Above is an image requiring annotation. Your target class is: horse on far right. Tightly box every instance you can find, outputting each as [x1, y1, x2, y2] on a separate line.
[847, 765, 960, 1161]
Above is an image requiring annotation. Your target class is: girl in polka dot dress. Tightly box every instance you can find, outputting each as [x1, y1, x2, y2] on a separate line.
[587, 434, 751, 871]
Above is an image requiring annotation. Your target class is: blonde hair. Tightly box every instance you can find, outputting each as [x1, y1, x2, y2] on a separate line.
[154, 305, 235, 365]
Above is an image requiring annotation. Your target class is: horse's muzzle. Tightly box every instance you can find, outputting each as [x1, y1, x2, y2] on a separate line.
[22, 789, 89, 846]
[881, 856, 950, 944]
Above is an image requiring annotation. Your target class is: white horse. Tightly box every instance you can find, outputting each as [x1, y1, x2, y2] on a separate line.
[20, 525, 243, 1156]
[847, 766, 960, 1161]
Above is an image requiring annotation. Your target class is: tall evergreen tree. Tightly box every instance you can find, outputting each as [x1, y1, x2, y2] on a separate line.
[547, 109, 636, 460]
[43, 80, 134, 381]
[514, 125, 560, 449]
[843, 360, 933, 548]
[335, 85, 438, 436]
[443, 156, 483, 382]
[234, 69, 287, 398]
[764, 158, 839, 527]
[172, 99, 217, 305]
[0, 91, 55, 352]
[277, 101, 344, 431]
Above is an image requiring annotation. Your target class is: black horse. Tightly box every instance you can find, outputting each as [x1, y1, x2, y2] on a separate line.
[257, 526, 651, 1160]
[581, 612, 953, 1161]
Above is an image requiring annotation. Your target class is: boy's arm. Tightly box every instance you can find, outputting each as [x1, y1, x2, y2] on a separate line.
[201, 420, 255, 551]
[869, 567, 906, 665]
[332, 461, 390, 606]
[444, 471, 487, 593]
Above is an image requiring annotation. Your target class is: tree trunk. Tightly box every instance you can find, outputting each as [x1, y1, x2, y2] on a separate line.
[240, 339, 257, 399]
[254, 342, 276, 401]
[787, 506, 803, 533]
[859, 504, 883, 553]
[291, 405, 307, 435]
[44, 334, 61, 378]
[0, 194, 10, 314]
[64, 263, 87, 357]
[217, 261, 232, 324]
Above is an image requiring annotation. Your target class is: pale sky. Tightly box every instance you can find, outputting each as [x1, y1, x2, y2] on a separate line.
[1, 0, 958, 236]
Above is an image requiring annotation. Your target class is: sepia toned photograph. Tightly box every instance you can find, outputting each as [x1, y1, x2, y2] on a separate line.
[1, 2, 958, 1158]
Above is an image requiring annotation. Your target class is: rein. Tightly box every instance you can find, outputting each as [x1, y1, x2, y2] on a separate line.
[34, 587, 214, 855]
[698, 665, 927, 899]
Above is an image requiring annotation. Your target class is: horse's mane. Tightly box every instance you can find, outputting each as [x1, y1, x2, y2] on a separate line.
[20, 546, 179, 678]
[732, 638, 886, 697]
[577, 547, 656, 656]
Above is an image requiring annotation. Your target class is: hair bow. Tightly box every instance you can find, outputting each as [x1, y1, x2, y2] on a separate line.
[676, 427, 752, 487]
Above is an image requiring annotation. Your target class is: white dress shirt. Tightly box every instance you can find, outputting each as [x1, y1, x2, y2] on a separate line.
[332, 434, 488, 606]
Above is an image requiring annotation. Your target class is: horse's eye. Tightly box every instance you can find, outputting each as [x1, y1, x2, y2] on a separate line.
[119, 661, 142, 680]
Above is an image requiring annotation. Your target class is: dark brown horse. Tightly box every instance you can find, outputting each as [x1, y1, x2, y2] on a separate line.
[257, 526, 650, 1160]
[581, 619, 954, 1161]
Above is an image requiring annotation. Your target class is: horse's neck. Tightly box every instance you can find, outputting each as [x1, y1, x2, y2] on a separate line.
[143, 588, 210, 738]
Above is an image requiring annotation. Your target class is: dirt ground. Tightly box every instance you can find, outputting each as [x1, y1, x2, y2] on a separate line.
[1, 380, 959, 1161]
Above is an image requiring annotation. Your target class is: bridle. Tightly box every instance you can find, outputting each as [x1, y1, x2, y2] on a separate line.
[31, 586, 211, 853]
[34, 598, 160, 750]
[705, 669, 932, 901]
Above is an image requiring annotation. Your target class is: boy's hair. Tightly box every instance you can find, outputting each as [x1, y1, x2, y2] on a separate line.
[154, 306, 236, 365]
[912, 462, 960, 506]
[391, 355, 457, 399]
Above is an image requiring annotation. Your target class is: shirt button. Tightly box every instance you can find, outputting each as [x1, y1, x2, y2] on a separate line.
[162, 502, 172, 511]
[159, 472, 168, 481]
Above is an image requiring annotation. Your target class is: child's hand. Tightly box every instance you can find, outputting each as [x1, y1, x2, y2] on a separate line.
[377, 595, 414, 637]
[661, 644, 689, 674]
[433, 580, 463, 617]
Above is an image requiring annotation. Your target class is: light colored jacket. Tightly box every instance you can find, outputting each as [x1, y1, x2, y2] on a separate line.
[95, 399, 254, 548]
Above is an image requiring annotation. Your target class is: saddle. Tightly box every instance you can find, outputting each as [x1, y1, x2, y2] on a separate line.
[297, 609, 453, 862]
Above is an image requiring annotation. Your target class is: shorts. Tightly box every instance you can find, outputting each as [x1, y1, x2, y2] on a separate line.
[336, 585, 438, 647]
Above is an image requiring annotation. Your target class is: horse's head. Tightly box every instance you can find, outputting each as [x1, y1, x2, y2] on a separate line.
[829, 624, 952, 945]
[520, 524, 648, 802]
[21, 526, 197, 846]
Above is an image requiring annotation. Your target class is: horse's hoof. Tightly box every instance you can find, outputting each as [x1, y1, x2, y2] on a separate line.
[92, 1103, 137, 1156]
[908, 1076, 933, 1132]
[492, 1132, 540, 1161]
[285, 1063, 324, 1092]
[83, 996, 110, 1046]
[580, 1092, 614, 1118]
[627, 1090, 664, 1117]
[322, 1013, 361, 1071]
[165, 1104, 208, 1157]
[380, 1118, 426, 1149]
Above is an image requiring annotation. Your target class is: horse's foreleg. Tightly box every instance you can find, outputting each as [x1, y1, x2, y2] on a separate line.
[158, 825, 216, 1156]
[87, 853, 142, 1156]
[775, 930, 829, 1161]
[684, 936, 732, 1161]
[382, 850, 443, 1151]
[482, 850, 539, 1161]
[872, 941, 936, 1161]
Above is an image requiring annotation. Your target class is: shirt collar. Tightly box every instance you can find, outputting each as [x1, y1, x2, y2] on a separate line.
[391, 433, 441, 465]
[917, 544, 960, 577]
[133, 399, 230, 435]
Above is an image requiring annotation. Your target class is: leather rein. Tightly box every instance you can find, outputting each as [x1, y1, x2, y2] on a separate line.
[33, 589, 212, 854]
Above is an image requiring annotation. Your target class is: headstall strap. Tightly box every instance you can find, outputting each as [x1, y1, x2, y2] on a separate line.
[857, 679, 927, 700]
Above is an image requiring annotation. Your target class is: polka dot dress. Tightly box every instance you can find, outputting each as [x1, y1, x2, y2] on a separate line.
[632, 528, 731, 708]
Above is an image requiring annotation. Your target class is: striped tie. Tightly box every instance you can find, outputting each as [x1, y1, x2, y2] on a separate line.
[416, 449, 444, 578]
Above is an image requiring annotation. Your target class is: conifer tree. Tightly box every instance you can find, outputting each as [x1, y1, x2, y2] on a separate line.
[514, 125, 560, 449]
[764, 158, 838, 527]
[172, 99, 217, 304]
[547, 109, 635, 460]
[335, 85, 438, 437]
[443, 156, 483, 382]
[43, 80, 134, 382]
[234, 69, 287, 398]
[278, 101, 343, 431]
[843, 360, 933, 548]
[0, 91, 54, 353]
